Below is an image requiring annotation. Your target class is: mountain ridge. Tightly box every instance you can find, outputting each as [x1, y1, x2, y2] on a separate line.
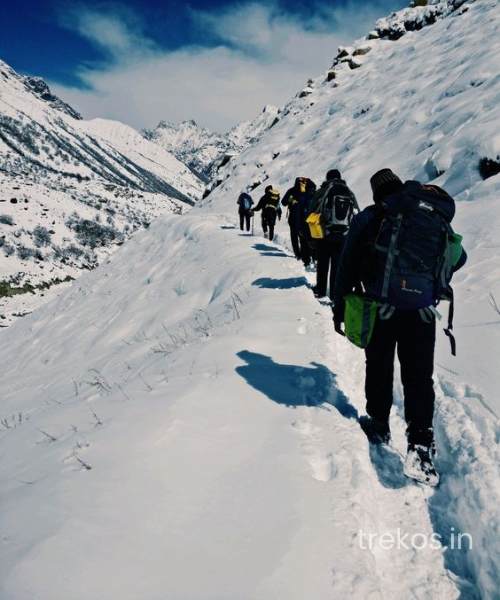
[0, 58, 204, 324]
[143, 105, 280, 181]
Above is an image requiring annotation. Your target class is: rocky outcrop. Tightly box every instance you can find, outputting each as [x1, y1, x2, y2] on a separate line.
[23, 76, 82, 120]
[376, 0, 475, 40]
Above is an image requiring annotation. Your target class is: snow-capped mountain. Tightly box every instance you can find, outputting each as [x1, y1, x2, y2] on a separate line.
[144, 105, 280, 181]
[1, 1, 499, 599]
[0, 59, 205, 324]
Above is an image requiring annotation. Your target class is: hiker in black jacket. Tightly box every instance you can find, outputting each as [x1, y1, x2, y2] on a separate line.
[333, 169, 467, 486]
[310, 169, 358, 300]
[253, 186, 281, 241]
[282, 177, 316, 266]
[237, 192, 254, 232]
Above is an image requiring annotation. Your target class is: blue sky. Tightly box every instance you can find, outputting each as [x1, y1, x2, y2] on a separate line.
[0, 0, 407, 130]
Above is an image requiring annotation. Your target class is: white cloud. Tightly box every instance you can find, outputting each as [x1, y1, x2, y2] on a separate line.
[58, 5, 155, 58]
[52, 1, 402, 132]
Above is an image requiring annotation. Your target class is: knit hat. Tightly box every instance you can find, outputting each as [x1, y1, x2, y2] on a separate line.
[370, 169, 403, 197]
[326, 169, 341, 181]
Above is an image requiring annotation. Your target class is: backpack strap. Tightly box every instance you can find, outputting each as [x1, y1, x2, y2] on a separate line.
[443, 288, 456, 356]
[418, 306, 441, 323]
[380, 214, 403, 300]
[316, 182, 335, 213]
[438, 222, 458, 356]
[379, 304, 395, 320]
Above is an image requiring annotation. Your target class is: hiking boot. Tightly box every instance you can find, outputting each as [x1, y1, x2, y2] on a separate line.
[407, 426, 435, 449]
[359, 415, 391, 445]
[404, 442, 439, 487]
[312, 285, 324, 298]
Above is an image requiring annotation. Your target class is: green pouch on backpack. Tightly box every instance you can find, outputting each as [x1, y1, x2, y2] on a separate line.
[447, 232, 463, 267]
[344, 293, 379, 349]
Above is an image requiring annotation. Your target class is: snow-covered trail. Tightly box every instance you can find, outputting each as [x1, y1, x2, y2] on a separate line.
[2, 211, 496, 599]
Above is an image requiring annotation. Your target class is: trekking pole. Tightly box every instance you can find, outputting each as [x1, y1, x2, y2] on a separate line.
[251, 214, 255, 236]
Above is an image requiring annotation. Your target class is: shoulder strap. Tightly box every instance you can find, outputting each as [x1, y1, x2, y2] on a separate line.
[317, 182, 335, 212]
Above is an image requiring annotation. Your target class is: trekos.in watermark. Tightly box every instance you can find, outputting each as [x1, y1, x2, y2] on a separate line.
[358, 528, 473, 552]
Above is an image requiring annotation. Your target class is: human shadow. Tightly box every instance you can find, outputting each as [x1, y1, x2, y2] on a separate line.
[251, 243, 288, 257]
[236, 351, 413, 490]
[236, 351, 357, 419]
[252, 277, 308, 290]
[366, 444, 408, 490]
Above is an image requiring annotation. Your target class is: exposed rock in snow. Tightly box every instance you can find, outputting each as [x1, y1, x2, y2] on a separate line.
[21, 76, 82, 120]
[376, 0, 475, 40]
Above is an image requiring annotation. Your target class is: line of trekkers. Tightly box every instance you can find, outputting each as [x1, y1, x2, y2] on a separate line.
[237, 168, 467, 487]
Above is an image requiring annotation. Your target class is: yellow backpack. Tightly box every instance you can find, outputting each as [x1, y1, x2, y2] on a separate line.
[306, 212, 324, 239]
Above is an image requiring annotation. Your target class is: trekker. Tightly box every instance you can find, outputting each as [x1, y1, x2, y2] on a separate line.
[237, 192, 254, 232]
[310, 169, 359, 300]
[252, 186, 282, 241]
[282, 177, 316, 266]
[333, 169, 467, 486]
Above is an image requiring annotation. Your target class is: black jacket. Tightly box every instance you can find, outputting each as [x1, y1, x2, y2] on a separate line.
[282, 178, 316, 232]
[254, 192, 281, 213]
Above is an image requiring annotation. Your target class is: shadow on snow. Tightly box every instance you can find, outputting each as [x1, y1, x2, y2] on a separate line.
[236, 351, 414, 492]
[236, 351, 357, 419]
[251, 243, 289, 257]
[252, 277, 308, 290]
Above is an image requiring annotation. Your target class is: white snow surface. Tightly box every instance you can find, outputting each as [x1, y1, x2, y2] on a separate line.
[1, 0, 499, 598]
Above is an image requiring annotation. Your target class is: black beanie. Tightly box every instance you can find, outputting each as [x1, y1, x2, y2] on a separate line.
[326, 169, 341, 181]
[370, 169, 402, 195]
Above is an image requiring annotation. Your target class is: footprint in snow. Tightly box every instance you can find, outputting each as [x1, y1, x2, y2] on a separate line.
[297, 317, 307, 335]
[310, 452, 337, 482]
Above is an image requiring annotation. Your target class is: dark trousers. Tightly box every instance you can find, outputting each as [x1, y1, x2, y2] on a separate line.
[263, 208, 277, 241]
[299, 233, 311, 266]
[289, 224, 301, 258]
[365, 310, 436, 443]
[316, 238, 343, 299]
[289, 224, 311, 265]
[239, 210, 251, 232]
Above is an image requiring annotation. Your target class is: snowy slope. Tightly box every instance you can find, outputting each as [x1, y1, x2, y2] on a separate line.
[144, 105, 280, 181]
[80, 117, 202, 200]
[1, 0, 499, 598]
[0, 59, 204, 324]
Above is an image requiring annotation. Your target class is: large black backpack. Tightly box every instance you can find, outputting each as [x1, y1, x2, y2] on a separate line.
[364, 181, 463, 353]
[317, 181, 358, 235]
